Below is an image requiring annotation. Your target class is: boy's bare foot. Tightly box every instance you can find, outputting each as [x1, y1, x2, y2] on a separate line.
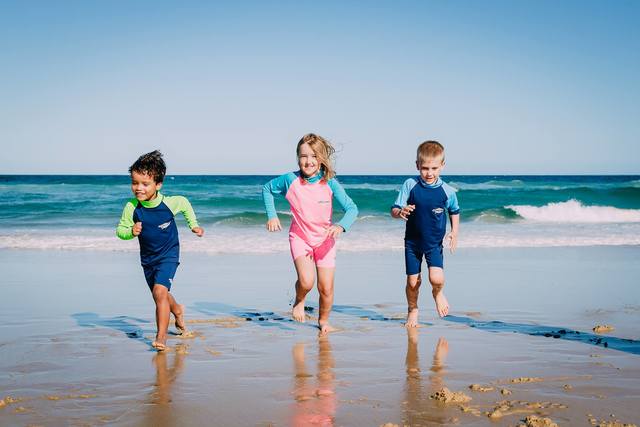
[292, 300, 306, 323]
[174, 304, 186, 335]
[318, 322, 336, 336]
[406, 308, 419, 327]
[434, 291, 449, 317]
[152, 337, 167, 351]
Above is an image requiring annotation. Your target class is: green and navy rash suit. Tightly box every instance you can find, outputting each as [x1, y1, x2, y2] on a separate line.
[393, 177, 460, 250]
[116, 193, 199, 266]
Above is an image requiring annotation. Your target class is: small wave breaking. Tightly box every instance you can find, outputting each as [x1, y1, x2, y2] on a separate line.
[506, 199, 640, 223]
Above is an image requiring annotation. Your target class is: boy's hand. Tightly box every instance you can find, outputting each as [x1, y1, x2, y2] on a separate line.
[399, 204, 415, 220]
[325, 224, 344, 239]
[132, 222, 142, 236]
[266, 218, 282, 232]
[192, 226, 204, 237]
[445, 232, 457, 254]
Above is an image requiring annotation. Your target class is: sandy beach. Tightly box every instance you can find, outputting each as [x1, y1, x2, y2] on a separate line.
[1, 246, 639, 426]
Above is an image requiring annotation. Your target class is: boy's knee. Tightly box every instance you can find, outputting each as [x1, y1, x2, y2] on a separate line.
[407, 274, 421, 289]
[428, 268, 444, 287]
[152, 285, 168, 300]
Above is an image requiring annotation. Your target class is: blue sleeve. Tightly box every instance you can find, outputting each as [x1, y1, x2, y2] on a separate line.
[443, 183, 460, 215]
[392, 178, 417, 209]
[328, 178, 358, 232]
[262, 172, 296, 219]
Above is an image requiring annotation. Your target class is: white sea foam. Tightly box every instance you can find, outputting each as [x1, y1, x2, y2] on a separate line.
[2, 222, 639, 253]
[507, 199, 640, 223]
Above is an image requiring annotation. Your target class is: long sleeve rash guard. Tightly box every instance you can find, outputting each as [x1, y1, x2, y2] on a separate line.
[116, 192, 199, 265]
[262, 171, 358, 247]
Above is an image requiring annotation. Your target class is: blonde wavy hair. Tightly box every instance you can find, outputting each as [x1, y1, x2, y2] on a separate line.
[296, 133, 336, 181]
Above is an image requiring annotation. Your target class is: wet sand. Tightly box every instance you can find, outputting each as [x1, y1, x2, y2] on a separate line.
[1, 247, 639, 426]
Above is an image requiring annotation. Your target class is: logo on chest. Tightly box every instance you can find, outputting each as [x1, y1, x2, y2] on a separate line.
[317, 200, 330, 204]
[158, 221, 172, 230]
[432, 207, 444, 215]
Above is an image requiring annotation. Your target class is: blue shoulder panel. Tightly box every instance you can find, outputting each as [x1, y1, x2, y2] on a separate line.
[262, 172, 297, 219]
[392, 177, 418, 209]
[442, 182, 460, 215]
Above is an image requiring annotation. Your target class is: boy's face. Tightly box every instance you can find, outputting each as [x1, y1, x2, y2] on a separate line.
[297, 142, 320, 178]
[416, 156, 444, 184]
[131, 171, 162, 202]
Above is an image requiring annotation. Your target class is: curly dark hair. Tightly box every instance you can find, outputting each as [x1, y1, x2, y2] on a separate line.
[129, 150, 166, 183]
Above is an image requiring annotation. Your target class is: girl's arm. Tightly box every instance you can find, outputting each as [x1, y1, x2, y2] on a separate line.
[328, 179, 358, 231]
[116, 201, 136, 240]
[262, 173, 296, 220]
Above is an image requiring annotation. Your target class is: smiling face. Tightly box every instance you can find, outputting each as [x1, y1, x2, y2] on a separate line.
[416, 155, 444, 184]
[297, 142, 321, 178]
[131, 171, 162, 201]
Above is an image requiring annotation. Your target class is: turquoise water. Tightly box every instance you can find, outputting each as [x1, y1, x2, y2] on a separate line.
[1, 175, 639, 252]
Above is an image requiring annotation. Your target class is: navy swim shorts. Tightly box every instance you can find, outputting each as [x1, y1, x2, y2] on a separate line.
[404, 240, 443, 275]
[143, 262, 180, 291]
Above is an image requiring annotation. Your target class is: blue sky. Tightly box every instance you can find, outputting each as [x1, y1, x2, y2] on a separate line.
[1, 1, 638, 174]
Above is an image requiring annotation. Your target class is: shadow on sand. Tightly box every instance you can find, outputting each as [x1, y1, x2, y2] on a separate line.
[332, 304, 434, 327]
[445, 315, 640, 355]
[329, 305, 640, 355]
[191, 301, 302, 331]
[71, 312, 154, 348]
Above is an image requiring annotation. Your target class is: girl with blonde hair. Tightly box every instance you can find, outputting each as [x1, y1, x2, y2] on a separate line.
[262, 133, 358, 334]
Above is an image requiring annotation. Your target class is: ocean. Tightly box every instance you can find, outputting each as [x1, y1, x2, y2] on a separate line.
[1, 174, 639, 254]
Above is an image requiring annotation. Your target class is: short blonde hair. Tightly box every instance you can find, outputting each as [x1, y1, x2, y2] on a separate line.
[417, 140, 445, 164]
[296, 133, 336, 181]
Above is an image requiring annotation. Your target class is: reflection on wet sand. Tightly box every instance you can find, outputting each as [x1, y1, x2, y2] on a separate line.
[403, 328, 450, 425]
[291, 336, 336, 426]
[145, 347, 185, 426]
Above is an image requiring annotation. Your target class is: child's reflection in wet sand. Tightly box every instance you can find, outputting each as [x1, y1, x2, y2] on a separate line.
[291, 336, 336, 426]
[404, 328, 449, 425]
[145, 346, 186, 426]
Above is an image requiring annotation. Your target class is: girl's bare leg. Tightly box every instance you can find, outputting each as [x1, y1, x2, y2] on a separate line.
[317, 267, 335, 335]
[292, 255, 316, 322]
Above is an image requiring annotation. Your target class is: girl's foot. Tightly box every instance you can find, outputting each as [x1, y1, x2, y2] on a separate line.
[292, 300, 306, 323]
[174, 304, 186, 335]
[433, 292, 449, 317]
[152, 337, 167, 351]
[406, 309, 419, 328]
[318, 322, 337, 336]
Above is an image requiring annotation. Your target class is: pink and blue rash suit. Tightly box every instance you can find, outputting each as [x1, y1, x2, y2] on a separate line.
[262, 171, 358, 267]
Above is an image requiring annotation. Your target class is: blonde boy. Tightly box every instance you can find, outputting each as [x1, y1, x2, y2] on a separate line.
[391, 141, 460, 327]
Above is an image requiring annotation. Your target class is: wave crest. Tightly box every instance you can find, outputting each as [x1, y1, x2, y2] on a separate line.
[506, 199, 640, 223]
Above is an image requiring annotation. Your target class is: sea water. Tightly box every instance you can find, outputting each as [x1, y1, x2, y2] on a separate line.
[1, 174, 639, 253]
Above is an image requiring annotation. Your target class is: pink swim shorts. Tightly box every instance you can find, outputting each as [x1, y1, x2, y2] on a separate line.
[289, 232, 336, 268]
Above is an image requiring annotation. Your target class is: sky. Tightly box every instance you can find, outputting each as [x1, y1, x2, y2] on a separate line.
[1, 0, 638, 175]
